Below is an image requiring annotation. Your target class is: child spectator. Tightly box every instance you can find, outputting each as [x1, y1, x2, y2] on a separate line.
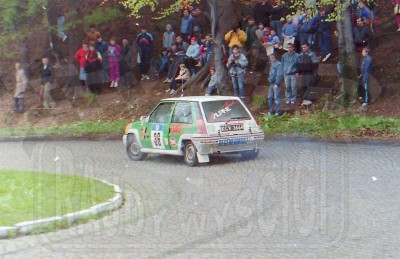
[14, 62, 28, 113]
[359, 47, 372, 106]
[74, 42, 88, 86]
[256, 22, 265, 41]
[204, 66, 220, 96]
[87, 24, 101, 44]
[261, 27, 270, 44]
[268, 53, 283, 116]
[107, 37, 121, 87]
[166, 64, 191, 95]
[268, 29, 282, 48]
[153, 48, 169, 76]
[163, 24, 175, 50]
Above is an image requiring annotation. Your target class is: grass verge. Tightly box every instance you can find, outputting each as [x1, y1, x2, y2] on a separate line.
[0, 170, 115, 226]
[260, 111, 400, 139]
[0, 119, 129, 138]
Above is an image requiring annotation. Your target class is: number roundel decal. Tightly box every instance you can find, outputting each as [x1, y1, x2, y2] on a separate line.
[151, 124, 165, 149]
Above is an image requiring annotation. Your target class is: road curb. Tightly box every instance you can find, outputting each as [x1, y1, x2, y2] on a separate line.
[0, 179, 123, 239]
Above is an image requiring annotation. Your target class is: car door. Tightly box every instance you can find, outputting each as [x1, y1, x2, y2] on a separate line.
[141, 101, 175, 150]
[169, 102, 195, 150]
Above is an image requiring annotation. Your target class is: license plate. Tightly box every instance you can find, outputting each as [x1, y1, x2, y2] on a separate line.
[220, 124, 244, 132]
[218, 137, 248, 146]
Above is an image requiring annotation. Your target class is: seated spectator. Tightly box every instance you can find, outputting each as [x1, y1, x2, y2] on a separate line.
[282, 15, 297, 50]
[164, 35, 189, 83]
[255, 22, 265, 41]
[267, 29, 282, 48]
[204, 66, 220, 96]
[186, 37, 201, 75]
[153, 48, 169, 76]
[166, 64, 191, 95]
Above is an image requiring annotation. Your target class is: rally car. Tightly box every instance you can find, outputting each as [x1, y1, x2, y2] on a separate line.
[123, 96, 265, 166]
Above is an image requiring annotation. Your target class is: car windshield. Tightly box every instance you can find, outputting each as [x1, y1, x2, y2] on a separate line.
[202, 100, 251, 123]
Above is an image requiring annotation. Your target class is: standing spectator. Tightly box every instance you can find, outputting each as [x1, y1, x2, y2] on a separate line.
[166, 64, 191, 95]
[87, 24, 101, 44]
[107, 37, 121, 87]
[163, 24, 175, 50]
[270, 0, 287, 41]
[192, 7, 208, 39]
[254, 0, 272, 27]
[298, 8, 318, 47]
[359, 47, 372, 106]
[14, 62, 28, 113]
[57, 7, 68, 42]
[40, 57, 56, 109]
[186, 37, 201, 75]
[74, 42, 88, 86]
[224, 25, 247, 53]
[355, 1, 373, 28]
[204, 34, 214, 63]
[241, 0, 255, 29]
[136, 27, 154, 81]
[281, 43, 299, 104]
[95, 36, 109, 84]
[268, 53, 283, 116]
[120, 38, 134, 88]
[180, 9, 193, 41]
[164, 35, 189, 83]
[352, 17, 373, 52]
[282, 15, 298, 49]
[317, 7, 333, 62]
[227, 45, 248, 98]
[85, 43, 103, 94]
[292, 7, 306, 52]
[298, 42, 319, 106]
[395, 0, 400, 32]
[204, 66, 220, 96]
[245, 16, 260, 73]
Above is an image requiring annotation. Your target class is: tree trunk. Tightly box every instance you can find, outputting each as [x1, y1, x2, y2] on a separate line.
[181, 0, 240, 95]
[335, 0, 358, 106]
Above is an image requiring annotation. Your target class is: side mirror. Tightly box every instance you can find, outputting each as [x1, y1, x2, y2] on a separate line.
[140, 116, 149, 123]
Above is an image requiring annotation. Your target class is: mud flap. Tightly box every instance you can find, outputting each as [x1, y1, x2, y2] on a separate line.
[197, 153, 210, 163]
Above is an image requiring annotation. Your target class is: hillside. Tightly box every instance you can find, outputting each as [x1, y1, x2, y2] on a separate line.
[0, 0, 399, 130]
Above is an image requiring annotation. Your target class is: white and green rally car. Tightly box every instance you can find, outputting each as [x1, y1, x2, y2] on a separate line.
[123, 96, 265, 166]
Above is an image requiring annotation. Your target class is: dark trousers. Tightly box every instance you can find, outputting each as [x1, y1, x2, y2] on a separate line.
[298, 73, 313, 100]
[318, 31, 332, 56]
[139, 50, 151, 75]
[14, 97, 24, 113]
[167, 56, 186, 79]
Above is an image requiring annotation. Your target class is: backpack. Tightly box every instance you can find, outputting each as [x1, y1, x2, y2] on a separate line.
[297, 53, 313, 73]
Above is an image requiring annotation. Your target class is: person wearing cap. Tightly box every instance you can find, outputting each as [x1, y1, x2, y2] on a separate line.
[204, 66, 220, 96]
[227, 45, 248, 98]
[186, 37, 201, 75]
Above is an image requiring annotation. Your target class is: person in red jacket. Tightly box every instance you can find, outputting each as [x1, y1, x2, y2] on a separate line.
[74, 42, 89, 85]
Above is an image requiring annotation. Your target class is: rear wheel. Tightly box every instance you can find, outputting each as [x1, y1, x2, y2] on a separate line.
[240, 150, 259, 160]
[126, 134, 147, 161]
[184, 141, 198, 167]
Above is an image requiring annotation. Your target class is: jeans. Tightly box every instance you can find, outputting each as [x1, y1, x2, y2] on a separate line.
[318, 31, 332, 56]
[284, 75, 297, 103]
[358, 81, 370, 103]
[14, 97, 24, 113]
[205, 84, 217, 95]
[57, 16, 66, 40]
[268, 84, 282, 115]
[231, 74, 245, 97]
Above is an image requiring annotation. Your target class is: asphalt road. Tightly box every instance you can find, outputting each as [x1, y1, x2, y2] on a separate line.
[0, 139, 399, 258]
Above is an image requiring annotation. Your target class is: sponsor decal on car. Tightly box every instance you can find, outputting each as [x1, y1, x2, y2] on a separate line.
[217, 137, 248, 146]
[170, 124, 182, 134]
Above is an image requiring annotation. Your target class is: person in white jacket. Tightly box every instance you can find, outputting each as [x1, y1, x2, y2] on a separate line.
[166, 64, 191, 94]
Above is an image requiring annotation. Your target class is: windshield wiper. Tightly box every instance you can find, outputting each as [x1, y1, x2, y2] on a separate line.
[225, 116, 250, 124]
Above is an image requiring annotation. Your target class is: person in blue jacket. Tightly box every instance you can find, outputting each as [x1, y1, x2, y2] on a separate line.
[359, 47, 373, 107]
[268, 53, 283, 116]
[298, 8, 318, 48]
[317, 7, 333, 62]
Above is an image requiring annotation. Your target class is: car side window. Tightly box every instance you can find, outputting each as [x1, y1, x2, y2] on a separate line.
[149, 102, 175, 123]
[172, 102, 193, 124]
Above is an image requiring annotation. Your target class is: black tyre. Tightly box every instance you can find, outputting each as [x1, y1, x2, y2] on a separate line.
[183, 141, 198, 167]
[240, 150, 259, 160]
[126, 134, 147, 161]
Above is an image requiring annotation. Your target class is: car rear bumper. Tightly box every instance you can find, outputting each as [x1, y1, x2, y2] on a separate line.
[191, 133, 265, 155]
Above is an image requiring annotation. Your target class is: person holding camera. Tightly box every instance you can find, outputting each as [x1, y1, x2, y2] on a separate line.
[227, 45, 248, 99]
[224, 25, 247, 54]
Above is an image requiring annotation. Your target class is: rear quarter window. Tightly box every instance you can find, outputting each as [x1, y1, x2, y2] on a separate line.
[202, 100, 251, 123]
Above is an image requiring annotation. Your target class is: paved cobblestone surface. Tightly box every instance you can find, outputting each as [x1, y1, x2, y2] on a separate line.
[0, 139, 399, 258]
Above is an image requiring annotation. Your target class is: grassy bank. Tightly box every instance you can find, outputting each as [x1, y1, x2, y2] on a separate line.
[0, 170, 116, 226]
[260, 111, 400, 139]
[0, 119, 129, 138]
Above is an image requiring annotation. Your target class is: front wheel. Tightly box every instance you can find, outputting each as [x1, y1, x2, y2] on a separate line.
[183, 141, 198, 167]
[126, 134, 147, 161]
[240, 150, 259, 160]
